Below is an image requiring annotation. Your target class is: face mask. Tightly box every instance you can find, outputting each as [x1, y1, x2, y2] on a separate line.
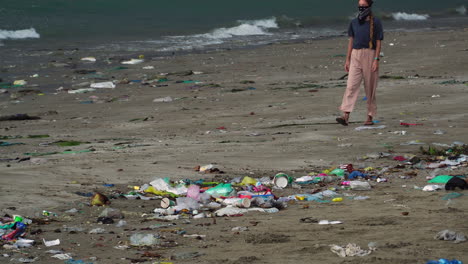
[357, 6, 371, 23]
[358, 6, 369, 12]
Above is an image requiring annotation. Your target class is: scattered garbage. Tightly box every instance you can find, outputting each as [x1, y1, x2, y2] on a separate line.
[90, 81, 115, 89]
[0, 114, 40, 121]
[52, 253, 73, 260]
[318, 220, 342, 225]
[442, 192, 463, 200]
[400, 140, 426, 146]
[355, 125, 386, 131]
[426, 259, 463, 264]
[445, 176, 468, 190]
[429, 175, 461, 184]
[434, 230, 466, 243]
[400, 122, 424, 126]
[349, 181, 372, 191]
[330, 243, 374, 257]
[2, 138, 467, 262]
[68, 88, 96, 94]
[422, 184, 443, 191]
[98, 208, 123, 219]
[43, 238, 60, 247]
[81, 57, 96, 62]
[153, 96, 174, 103]
[232, 226, 249, 232]
[129, 233, 160, 246]
[122, 59, 144, 65]
[0, 141, 25, 147]
[91, 193, 110, 206]
[13, 80, 27, 86]
[116, 220, 127, 227]
[273, 173, 293, 188]
[89, 228, 106, 234]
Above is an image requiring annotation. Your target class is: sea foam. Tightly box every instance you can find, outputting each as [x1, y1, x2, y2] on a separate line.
[158, 17, 279, 51]
[391, 12, 429, 21]
[0, 28, 40, 40]
[201, 18, 279, 39]
[455, 5, 466, 15]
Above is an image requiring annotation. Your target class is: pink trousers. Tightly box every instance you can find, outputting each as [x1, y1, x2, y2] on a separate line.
[339, 49, 379, 117]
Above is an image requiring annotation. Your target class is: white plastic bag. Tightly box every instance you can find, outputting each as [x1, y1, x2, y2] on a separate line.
[350, 181, 371, 191]
[90, 81, 115, 89]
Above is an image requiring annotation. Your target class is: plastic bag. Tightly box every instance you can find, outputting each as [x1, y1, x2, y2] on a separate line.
[434, 230, 466, 243]
[215, 206, 248, 216]
[240, 176, 258, 186]
[129, 233, 160, 246]
[149, 178, 187, 195]
[186, 185, 201, 201]
[205, 183, 233, 197]
[330, 243, 373, 257]
[90, 81, 115, 89]
[174, 197, 200, 211]
[350, 181, 371, 191]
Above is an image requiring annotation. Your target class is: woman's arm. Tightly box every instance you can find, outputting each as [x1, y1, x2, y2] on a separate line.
[345, 37, 353, 72]
[372, 40, 382, 72]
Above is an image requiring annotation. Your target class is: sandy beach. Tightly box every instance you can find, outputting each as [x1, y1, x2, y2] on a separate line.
[1, 28, 468, 263]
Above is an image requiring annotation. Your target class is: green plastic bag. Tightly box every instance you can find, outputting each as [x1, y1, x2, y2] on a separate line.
[330, 169, 345, 177]
[205, 183, 233, 197]
[428, 175, 464, 184]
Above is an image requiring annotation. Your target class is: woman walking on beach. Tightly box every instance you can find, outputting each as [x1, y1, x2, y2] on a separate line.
[336, 0, 383, 126]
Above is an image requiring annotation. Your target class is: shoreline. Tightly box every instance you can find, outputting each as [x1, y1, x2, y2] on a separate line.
[1, 15, 467, 55]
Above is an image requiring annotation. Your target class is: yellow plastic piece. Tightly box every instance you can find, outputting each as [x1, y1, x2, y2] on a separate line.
[144, 186, 177, 197]
[332, 197, 343, 202]
[240, 176, 258, 186]
[295, 195, 305, 201]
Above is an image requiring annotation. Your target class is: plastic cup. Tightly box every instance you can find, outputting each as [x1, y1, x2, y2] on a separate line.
[274, 173, 292, 188]
[160, 198, 175, 209]
[222, 198, 251, 208]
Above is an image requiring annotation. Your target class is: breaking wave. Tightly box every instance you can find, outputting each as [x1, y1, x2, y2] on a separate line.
[0, 28, 40, 40]
[455, 5, 466, 15]
[391, 12, 429, 21]
[200, 17, 279, 39]
[156, 17, 279, 51]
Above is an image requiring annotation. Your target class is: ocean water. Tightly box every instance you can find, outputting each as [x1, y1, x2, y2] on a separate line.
[0, 0, 467, 51]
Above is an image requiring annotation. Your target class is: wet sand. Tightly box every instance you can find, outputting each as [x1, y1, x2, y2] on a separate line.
[0, 29, 468, 263]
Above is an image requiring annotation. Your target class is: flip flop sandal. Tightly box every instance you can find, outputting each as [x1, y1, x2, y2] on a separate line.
[364, 121, 374, 126]
[336, 117, 348, 126]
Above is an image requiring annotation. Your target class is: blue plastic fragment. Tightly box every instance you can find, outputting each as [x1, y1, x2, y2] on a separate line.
[348, 171, 367, 180]
[426, 259, 463, 264]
